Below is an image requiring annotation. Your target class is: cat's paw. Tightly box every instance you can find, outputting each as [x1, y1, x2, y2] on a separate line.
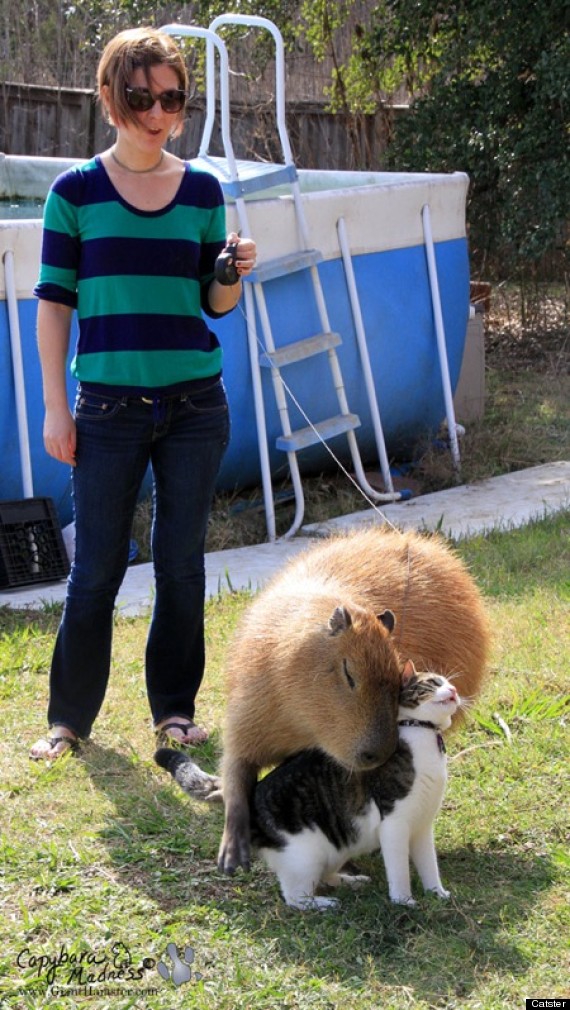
[288, 895, 341, 911]
[428, 886, 451, 900]
[326, 872, 371, 889]
[390, 894, 417, 907]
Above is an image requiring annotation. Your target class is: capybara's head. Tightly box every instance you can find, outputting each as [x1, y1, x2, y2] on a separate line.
[302, 604, 402, 772]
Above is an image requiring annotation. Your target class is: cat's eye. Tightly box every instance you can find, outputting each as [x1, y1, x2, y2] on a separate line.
[343, 659, 355, 689]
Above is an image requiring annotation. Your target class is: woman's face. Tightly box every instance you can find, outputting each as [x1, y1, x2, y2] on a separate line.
[107, 63, 185, 150]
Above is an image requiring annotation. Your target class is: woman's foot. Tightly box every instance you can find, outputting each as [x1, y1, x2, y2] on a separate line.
[155, 716, 209, 747]
[29, 726, 79, 760]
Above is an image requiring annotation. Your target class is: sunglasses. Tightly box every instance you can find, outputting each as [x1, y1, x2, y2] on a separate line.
[125, 86, 187, 114]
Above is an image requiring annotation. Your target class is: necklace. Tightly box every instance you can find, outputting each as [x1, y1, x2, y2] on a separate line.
[110, 148, 164, 174]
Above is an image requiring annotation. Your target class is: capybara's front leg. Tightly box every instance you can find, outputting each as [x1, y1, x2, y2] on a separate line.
[218, 759, 258, 874]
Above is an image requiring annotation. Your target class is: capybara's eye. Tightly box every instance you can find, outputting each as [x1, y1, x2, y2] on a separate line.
[343, 659, 356, 690]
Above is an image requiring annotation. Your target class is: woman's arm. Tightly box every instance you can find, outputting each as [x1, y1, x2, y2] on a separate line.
[37, 300, 76, 467]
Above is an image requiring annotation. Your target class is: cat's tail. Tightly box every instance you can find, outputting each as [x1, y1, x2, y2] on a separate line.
[154, 748, 223, 804]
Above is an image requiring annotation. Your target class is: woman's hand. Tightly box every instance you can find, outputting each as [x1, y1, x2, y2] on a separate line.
[36, 300, 76, 466]
[229, 231, 256, 279]
[44, 405, 77, 466]
[208, 232, 257, 313]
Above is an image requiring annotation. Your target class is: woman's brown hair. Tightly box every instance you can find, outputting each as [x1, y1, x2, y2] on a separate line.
[97, 27, 189, 134]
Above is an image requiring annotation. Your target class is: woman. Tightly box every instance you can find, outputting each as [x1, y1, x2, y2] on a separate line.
[30, 26, 256, 759]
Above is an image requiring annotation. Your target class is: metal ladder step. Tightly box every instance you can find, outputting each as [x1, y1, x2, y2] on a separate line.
[259, 331, 342, 368]
[276, 413, 361, 453]
[250, 249, 322, 284]
[221, 163, 298, 199]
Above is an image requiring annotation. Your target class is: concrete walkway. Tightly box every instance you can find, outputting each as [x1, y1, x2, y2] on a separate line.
[2, 461, 568, 616]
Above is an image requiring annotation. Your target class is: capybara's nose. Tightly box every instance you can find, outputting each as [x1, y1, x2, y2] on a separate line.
[358, 750, 382, 768]
[357, 730, 398, 769]
[356, 745, 393, 769]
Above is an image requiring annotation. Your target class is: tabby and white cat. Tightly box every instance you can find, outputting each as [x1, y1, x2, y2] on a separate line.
[155, 665, 460, 911]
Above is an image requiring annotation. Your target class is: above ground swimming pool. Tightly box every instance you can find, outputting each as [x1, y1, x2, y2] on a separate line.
[1, 153, 470, 531]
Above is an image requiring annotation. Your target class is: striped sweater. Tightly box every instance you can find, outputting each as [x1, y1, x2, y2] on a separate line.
[34, 156, 228, 394]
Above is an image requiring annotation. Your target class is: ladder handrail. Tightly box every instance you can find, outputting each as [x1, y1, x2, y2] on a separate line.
[209, 14, 294, 170]
[208, 16, 312, 247]
[421, 203, 461, 471]
[161, 24, 238, 178]
[337, 217, 396, 498]
[201, 33, 217, 159]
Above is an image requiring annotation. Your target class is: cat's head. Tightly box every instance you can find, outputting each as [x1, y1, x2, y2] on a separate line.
[399, 662, 460, 730]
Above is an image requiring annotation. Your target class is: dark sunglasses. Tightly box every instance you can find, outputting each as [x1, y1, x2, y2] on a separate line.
[125, 86, 186, 114]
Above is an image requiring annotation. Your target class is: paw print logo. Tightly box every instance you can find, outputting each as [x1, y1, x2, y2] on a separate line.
[157, 943, 202, 986]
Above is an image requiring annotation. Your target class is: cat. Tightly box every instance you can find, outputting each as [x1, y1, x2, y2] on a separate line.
[155, 664, 460, 911]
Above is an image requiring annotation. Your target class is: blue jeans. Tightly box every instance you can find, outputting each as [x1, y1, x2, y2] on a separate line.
[47, 379, 230, 738]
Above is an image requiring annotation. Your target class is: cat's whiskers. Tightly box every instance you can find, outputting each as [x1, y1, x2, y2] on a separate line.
[455, 694, 474, 712]
[443, 670, 462, 685]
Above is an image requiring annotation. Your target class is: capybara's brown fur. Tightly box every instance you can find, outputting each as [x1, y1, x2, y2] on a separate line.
[218, 526, 490, 874]
[305, 527, 491, 702]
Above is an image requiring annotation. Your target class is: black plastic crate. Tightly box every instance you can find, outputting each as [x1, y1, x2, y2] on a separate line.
[0, 498, 70, 589]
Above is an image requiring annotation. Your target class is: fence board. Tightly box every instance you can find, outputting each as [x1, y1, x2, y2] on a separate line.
[0, 83, 400, 170]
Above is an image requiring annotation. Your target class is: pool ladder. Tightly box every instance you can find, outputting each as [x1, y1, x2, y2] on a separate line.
[164, 16, 402, 540]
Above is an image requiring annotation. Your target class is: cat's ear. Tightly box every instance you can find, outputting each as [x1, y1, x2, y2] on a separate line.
[328, 606, 352, 635]
[402, 659, 416, 683]
[377, 609, 395, 634]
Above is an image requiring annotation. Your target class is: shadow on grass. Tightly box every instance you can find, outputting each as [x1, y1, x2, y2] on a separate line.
[79, 739, 226, 893]
[233, 846, 553, 1002]
[80, 740, 554, 1004]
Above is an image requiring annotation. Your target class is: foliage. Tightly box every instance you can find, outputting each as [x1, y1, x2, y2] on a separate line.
[298, 0, 570, 275]
[0, 1, 301, 88]
[1, 1, 160, 86]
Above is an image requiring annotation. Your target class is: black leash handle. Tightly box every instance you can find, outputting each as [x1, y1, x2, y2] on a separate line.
[214, 241, 240, 285]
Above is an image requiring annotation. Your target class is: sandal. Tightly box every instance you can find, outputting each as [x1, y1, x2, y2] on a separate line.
[29, 733, 79, 761]
[155, 719, 209, 748]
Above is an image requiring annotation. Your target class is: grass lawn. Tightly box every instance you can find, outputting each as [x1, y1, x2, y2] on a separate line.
[0, 511, 568, 1010]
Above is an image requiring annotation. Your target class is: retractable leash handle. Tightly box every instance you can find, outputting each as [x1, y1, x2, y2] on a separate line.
[215, 241, 240, 285]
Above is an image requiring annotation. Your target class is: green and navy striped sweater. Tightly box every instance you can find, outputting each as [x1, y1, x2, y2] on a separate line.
[34, 157, 229, 395]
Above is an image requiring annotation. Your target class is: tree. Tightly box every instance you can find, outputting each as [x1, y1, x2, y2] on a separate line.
[299, 0, 570, 275]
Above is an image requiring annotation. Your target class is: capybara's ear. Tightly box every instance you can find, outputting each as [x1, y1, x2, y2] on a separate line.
[328, 606, 352, 635]
[377, 609, 396, 634]
[401, 659, 416, 683]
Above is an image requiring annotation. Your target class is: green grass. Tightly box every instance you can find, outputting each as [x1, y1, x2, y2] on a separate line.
[1, 513, 569, 1010]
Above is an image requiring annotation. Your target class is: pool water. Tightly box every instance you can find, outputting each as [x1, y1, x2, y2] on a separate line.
[0, 200, 44, 219]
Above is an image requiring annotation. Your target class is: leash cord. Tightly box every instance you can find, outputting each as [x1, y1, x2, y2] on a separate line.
[236, 299, 401, 534]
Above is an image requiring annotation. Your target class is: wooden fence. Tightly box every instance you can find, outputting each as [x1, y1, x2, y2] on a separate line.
[0, 82, 402, 171]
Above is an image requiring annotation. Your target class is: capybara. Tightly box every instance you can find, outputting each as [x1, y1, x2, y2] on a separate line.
[155, 666, 459, 910]
[218, 526, 490, 874]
